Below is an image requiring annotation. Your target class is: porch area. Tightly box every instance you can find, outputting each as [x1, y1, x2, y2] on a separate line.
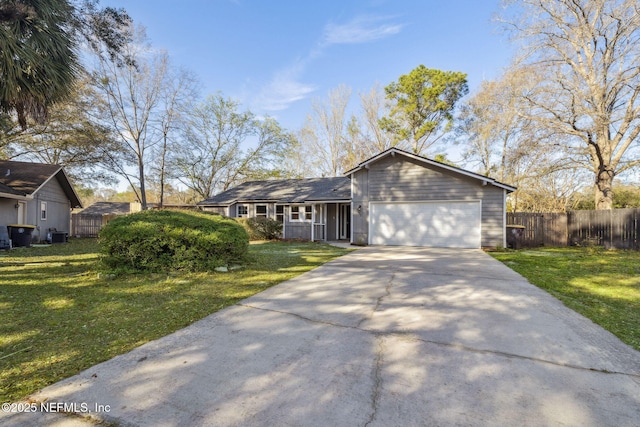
[311, 202, 351, 242]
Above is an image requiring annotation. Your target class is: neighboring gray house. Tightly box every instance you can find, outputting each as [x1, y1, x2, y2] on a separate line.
[0, 160, 82, 244]
[76, 201, 135, 216]
[199, 148, 516, 248]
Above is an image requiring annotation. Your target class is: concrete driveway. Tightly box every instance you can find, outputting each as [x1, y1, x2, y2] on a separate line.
[3, 247, 640, 426]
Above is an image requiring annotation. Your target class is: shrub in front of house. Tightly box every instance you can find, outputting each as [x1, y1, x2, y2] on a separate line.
[99, 210, 249, 272]
[235, 217, 282, 240]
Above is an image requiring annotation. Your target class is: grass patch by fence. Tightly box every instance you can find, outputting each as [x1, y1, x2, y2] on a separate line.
[490, 247, 640, 351]
[0, 239, 351, 403]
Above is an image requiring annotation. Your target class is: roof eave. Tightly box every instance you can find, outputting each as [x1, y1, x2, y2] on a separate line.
[495, 182, 517, 193]
[304, 198, 352, 203]
[0, 192, 30, 200]
[198, 202, 232, 207]
[56, 168, 83, 208]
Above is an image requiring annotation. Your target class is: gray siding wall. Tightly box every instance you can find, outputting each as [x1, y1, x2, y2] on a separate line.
[0, 199, 19, 233]
[30, 178, 72, 241]
[0, 179, 73, 242]
[352, 169, 369, 245]
[283, 205, 312, 240]
[352, 155, 506, 247]
[0, 198, 18, 239]
[229, 202, 239, 217]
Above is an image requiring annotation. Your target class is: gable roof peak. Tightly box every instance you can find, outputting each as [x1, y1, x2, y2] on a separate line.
[0, 160, 82, 207]
[343, 147, 516, 192]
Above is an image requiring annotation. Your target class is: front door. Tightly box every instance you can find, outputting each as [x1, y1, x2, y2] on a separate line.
[339, 204, 351, 240]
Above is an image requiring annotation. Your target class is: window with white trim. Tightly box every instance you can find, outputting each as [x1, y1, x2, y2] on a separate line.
[40, 202, 47, 221]
[237, 205, 248, 218]
[276, 205, 284, 223]
[255, 205, 267, 218]
[290, 205, 312, 222]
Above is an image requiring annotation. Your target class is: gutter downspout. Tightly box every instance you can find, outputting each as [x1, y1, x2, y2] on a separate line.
[503, 189, 507, 249]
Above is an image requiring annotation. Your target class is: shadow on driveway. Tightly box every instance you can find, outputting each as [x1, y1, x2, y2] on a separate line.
[3, 247, 640, 426]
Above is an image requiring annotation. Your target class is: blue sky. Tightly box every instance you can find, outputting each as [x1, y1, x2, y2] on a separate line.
[101, 0, 514, 136]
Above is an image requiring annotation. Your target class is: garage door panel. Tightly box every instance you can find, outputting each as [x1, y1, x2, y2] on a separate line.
[370, 201, 480, 248]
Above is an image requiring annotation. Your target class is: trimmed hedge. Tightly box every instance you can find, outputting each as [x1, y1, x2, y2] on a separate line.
[99, 210, 249, 272]
[235, 217, 283, 240]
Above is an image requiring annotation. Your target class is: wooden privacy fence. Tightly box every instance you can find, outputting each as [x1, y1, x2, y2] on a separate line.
[71, 214, 118, 238]
[507, 208, 640, 249]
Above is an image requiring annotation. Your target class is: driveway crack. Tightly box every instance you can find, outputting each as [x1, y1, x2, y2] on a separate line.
[236, 303, 359, 331]
[364, 335, 384, 427]
[357, 269, 396, 328]
[237, 303, 640, 380]
[403, 334, 640, 379]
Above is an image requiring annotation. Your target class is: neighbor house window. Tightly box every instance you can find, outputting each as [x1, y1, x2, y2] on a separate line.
[276, 205, 284, 223]
[256, 205, 267, 218]
[40, 202, 47, 221]
[290, 205, 312, 222]
[237, 205, 248, 218]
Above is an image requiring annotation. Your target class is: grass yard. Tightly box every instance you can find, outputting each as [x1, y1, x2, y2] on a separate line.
[490, 247, 640, 352]
[0, 239, 351, 403]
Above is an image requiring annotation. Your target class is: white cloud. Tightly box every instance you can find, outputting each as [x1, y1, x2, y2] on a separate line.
[321, 15, 404, 46]
[255, 15, 403, 113]
[255, 61, 317, 112]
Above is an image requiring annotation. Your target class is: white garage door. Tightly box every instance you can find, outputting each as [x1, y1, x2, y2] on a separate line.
[370, 201, 481, 248]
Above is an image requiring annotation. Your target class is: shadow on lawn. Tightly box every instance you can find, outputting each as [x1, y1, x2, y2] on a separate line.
[491, 248, 640, 351]
[0, 240, 349, 402]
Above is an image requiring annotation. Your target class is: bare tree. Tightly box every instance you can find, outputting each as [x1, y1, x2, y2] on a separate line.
[458, 67, 547, 181]
[357, 83, 396, 156]
[502, 0, 640, 209]
[151, 67, 198, 207]
[457, 66, 588, 211]
[93, 28, 168, 209]
[300, 85, 355, 176]
[510, 167, 589, 212]
[171, 94, 293, 199]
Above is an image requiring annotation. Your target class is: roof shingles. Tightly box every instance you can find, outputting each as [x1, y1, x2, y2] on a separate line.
[0, 160, 82, 207]
[0, 161, 61, 195]
[199, 177, 351, 206]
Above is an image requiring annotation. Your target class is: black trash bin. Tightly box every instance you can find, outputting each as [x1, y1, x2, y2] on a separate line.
[7, 224, 36, 248]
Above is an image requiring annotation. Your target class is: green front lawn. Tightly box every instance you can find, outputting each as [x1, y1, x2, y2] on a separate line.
[490, 247, 640, 351]
[0, 239, 351, 403]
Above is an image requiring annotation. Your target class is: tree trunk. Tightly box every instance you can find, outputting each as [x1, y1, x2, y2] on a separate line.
[594, 167, 614, 210]
[159, 135, 167, 208]
[138, 156, 148, 210]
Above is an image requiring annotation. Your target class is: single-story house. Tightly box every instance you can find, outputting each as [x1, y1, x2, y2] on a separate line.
[198, 148, 516, 248]
[199, 177, 352, 242]
[77, 201, 136, 216]
[0, 160, 82, 245]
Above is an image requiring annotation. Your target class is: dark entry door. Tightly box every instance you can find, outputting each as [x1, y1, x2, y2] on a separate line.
[339, 204, 351, 240]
